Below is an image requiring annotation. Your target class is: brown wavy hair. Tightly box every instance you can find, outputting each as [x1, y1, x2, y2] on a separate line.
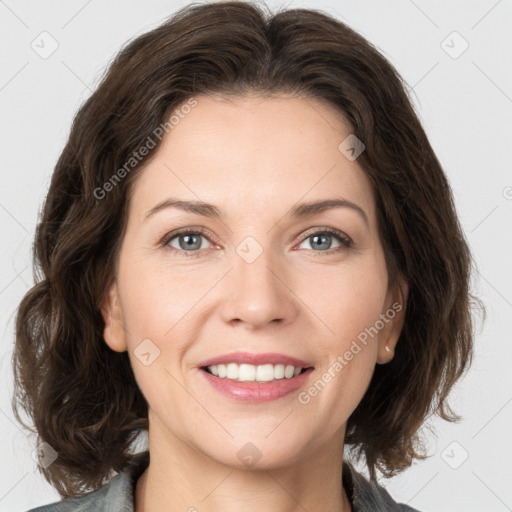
[12, 0, 483, 498]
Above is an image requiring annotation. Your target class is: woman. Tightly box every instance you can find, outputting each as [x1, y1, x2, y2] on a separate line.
[13, 2, 481, 511]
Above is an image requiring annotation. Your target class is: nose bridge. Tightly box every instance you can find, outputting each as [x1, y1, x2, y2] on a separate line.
[221, 234, 297, 328]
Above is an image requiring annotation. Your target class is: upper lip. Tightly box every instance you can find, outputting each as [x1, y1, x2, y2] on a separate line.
[198, 352, 313, 368]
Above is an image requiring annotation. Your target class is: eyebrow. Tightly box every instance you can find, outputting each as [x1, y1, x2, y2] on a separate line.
[144, 197, 368, 225]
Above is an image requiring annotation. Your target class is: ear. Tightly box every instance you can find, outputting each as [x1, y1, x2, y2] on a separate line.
[100, 280, 128, 353]
[376, 278, 408, 365]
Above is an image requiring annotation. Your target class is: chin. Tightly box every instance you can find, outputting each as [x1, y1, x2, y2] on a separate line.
[203, 437, 306, 471]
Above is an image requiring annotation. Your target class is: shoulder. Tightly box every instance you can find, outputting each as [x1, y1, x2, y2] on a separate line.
[343, 460, 421, 512]
[26, 451, 149, 512]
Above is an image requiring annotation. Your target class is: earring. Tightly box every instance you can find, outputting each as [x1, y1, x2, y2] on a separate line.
[385, 345, 392, 353]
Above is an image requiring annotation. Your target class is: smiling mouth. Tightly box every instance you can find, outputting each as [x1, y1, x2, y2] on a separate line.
[201, 363, 312, 383]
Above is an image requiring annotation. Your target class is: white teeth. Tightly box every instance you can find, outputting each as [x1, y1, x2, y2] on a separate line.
[227, 363, 238, 379]
[274, 364, 285, 379]
[256, 364, 275, 382]
[206, 363, 305, 382]
[239, 363, 256, 381]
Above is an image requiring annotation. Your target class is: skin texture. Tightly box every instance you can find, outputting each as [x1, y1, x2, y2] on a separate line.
[101, 94, 408, 512]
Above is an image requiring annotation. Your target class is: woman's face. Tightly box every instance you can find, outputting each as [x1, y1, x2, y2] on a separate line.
[102, 94, 406, 469]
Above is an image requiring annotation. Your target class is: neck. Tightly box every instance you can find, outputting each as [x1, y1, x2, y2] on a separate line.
[135, 413, 352, 512]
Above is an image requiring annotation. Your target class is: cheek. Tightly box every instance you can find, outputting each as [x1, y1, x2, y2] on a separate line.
[299, 267, 386, 426]
[301, 257, 388, 348]
[116, 259, 206, 398]
[117, 255, 200, 338]
[117, 263, 190, 408]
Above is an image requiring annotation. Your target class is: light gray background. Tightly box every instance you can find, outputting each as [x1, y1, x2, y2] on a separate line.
[1, 1, 511, 511]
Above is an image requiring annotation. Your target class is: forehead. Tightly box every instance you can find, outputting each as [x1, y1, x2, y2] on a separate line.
[128, 94, 376, 226]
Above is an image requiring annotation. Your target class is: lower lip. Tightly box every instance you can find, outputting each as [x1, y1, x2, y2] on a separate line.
[199, 367, 314, 403]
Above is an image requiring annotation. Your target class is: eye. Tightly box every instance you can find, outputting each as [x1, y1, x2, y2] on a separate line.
[297, 228, 352, 254]
[160, 226, 352, 257]
[161, 227, 214, 256]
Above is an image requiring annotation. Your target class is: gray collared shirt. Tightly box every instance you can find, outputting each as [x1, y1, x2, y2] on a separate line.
[27, 451, 420, 512]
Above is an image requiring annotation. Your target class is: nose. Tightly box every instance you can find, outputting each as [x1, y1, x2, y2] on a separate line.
[220, 244, 299, 330]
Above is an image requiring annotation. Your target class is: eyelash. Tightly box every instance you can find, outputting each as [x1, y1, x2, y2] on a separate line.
[160, 226, 353, 258]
